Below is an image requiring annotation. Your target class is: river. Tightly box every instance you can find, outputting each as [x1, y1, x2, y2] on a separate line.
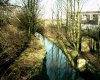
[35, 33, 77, 80]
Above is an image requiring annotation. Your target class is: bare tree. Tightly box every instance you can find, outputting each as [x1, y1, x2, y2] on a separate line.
[17, 0, 41, 36]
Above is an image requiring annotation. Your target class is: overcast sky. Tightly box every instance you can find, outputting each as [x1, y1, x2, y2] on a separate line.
[82, 0, 100, 11]
[10, 0, 100, 19]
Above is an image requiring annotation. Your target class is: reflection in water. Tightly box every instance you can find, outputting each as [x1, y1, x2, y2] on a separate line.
[35, 33, 77, 80]
[44, 38, 76, 80]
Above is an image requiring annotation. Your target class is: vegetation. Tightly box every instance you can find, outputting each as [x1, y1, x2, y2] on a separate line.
[16, 0, 44, 36]
[0, 0, 100, 80]
[44, 0, 100, 79]
[82, 26, 100, 53]
[0, 0, 46, 79]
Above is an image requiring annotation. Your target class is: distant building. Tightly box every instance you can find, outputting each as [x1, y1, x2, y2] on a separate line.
[81, 11, 100, 25]
[80, 11, 100, 29]
[44, 11, 100, 28]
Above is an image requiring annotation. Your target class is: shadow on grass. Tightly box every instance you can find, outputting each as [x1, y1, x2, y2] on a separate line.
[29, 55, 49, 80]
[79, 69, 100, 80]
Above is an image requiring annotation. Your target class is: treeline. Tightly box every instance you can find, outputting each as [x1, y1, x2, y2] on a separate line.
[46, 0, 100, 68]
[82, 27, 100, 53]
[51, 0, 100, 53]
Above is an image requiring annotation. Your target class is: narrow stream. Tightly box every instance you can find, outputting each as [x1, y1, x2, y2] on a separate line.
[35, 33, 77, 80]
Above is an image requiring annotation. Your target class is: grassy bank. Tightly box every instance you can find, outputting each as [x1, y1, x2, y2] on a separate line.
[44, 27, 100, 74]
[0, 25, 47, 80]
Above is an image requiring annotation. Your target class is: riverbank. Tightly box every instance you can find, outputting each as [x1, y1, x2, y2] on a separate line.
[0, 27, 47, 80]
[44, 27, 79, 67]
[44, 27, 100, 79]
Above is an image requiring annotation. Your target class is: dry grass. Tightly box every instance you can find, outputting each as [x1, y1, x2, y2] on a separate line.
[0, 25, 29, 78]
[0, 34, 46, 80]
